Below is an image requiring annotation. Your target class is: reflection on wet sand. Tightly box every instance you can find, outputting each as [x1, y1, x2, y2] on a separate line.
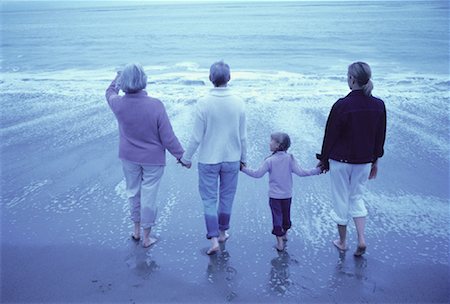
[206, 242, 238, 301]
[125, 240, 159, 280]
[269, 251, 295, 295]
[334, 250, 368, 281]
[328, 248, 376, 299]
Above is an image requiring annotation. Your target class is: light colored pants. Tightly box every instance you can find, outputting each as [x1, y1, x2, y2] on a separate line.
[122, 160, 164, 229]
[198, 161, 240, 239]
[329, 159, 371, 225]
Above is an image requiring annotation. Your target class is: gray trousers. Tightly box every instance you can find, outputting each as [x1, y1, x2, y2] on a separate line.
[122, 160, 164, 229]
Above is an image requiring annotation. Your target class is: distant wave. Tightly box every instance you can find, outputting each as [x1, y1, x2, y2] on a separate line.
[1, 65, 449, 163]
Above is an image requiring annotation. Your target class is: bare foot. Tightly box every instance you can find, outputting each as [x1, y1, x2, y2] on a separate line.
[218, 232, 230, 243]
[143, 237, 157, 248]
[274, 244, 284, 252]
[354, 245, 366, 257]
[133, 223, 140, 241]
[275, 236, 284, 252]
[207, 237, 220, 255]
[206, 246, 220, 255]
[333, 239, 347, 251]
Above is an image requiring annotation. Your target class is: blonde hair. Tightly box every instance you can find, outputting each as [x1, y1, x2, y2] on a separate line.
[348, 61, 373, 96]
[119, 63, 147, 93]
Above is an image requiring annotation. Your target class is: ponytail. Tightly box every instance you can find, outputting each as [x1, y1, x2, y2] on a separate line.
[348, 61, 373, 96]
[362, 79, 373, 96]
[266, 132, 291, 159]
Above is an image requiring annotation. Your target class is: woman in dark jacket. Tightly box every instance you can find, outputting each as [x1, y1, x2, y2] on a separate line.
[317, 62, 386, 256]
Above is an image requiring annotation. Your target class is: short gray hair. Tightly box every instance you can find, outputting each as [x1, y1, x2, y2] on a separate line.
[209, 61, 230, 87]
[119, 63, 147, 93]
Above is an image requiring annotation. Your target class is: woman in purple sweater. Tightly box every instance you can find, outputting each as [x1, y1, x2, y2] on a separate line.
[106, 63, 184, 248]
[241, 132, 321, 251]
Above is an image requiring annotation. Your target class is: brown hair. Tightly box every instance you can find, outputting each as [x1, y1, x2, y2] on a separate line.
[271, 132, 291, 152]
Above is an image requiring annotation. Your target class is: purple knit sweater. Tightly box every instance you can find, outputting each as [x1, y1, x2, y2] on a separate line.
[106, 77, 184, 165]
[242, 151, 320, 199]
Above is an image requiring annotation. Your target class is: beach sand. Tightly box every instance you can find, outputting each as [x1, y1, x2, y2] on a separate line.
[2, 242, 448, 303]
[1, 131, 449, 303]
[1, 0, 449, 301]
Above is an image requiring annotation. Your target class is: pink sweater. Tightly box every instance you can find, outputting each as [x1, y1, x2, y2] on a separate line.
[242, 151, 320, 199]
[105, 78, 184, 165]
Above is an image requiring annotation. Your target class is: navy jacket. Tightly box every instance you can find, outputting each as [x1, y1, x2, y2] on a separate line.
[317, 90, 386, 169]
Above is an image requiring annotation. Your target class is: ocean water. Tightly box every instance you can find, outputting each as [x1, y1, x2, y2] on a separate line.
[1, 1, 449, 302]
[1, 1, 449, 74]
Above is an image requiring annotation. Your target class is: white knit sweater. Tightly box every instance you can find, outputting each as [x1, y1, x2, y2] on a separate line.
[182, 87, 247, 164]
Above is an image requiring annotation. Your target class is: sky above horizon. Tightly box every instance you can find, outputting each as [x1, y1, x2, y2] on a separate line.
[1, 0, 432, 2]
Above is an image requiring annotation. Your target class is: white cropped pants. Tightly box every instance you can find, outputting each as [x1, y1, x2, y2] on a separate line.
[122, 160, 164, 229]
[329, 159, 371, 225]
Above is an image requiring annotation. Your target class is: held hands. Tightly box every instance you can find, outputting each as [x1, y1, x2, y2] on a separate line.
[368, 163, 378, 179]
[316, 161, 328, 174]
[240, 161, 246, 171]
[177, 158, 192, 169]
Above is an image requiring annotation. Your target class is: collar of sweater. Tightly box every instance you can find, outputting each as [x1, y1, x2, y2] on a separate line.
[273, 151, 288, 156]
[347, 89, 364, 97]
[210, 87, 232, 97]
[125, 90, 148, 97]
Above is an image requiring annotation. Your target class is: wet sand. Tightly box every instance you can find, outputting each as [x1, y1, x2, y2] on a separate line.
[2, 242, 448, 303]
[2, 0, 449, 299]
[1, 131, 449, 303]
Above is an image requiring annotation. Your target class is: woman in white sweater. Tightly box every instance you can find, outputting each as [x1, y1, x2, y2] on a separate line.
[181, 61, 247, 255]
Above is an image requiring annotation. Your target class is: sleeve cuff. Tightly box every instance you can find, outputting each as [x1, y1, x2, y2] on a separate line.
[181, 156, 192, 164]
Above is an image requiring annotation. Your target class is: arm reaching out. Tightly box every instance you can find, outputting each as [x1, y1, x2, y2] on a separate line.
[181, 103, 204, 163]
[291, 155, 321, 176]
[241, 159, 270, 178]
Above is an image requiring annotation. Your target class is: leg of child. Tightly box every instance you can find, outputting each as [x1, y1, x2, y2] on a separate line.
[276, 236, 284, 251]
[281, 198, 292, 242]
[269, 198, 285, 251]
